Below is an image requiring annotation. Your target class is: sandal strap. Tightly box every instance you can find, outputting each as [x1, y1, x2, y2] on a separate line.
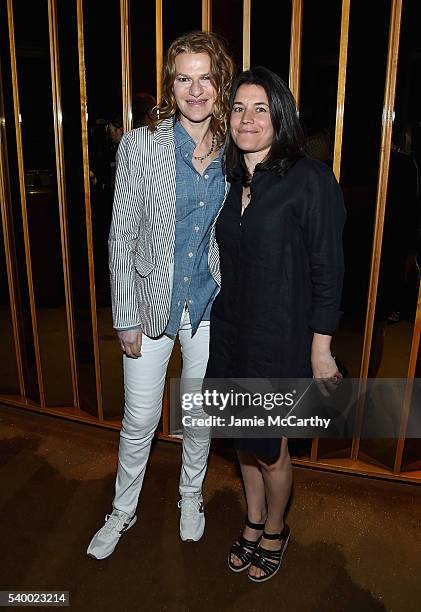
[229, 535, 260, 567]
[252, 547, 281, 574]
[231, 538, 257, 557]
[246, 517, 265, 530]
[262, 531, 281, 540]
[263, 524, 290, 540]
[255, 545, 282, 560]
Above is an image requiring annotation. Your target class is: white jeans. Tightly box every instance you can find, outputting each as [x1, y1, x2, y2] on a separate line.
[112, 308, 211, 516]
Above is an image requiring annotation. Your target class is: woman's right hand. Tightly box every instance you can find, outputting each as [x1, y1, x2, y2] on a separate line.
[117, 329, 143, 358]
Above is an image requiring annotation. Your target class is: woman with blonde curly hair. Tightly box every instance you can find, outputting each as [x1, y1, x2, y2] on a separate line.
[87, 31, 235, 560]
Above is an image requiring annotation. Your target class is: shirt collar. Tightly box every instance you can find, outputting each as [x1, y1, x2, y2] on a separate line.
[173, 120, 195, 149]
[173, 120, 224, 161]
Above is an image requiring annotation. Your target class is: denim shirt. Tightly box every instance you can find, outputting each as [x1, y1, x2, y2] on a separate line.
[165, 120, 225, 337]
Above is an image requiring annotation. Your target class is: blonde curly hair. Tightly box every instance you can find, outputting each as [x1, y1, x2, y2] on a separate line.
[149, 30, 235, 147]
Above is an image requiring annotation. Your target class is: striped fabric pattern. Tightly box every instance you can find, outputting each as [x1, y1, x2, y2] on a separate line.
[108, 117, 229, 338]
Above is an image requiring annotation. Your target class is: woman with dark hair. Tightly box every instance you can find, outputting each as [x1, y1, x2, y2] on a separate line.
[205, 67, 346, 582]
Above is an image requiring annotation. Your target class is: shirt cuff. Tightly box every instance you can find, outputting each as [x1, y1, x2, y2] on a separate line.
[309, 309, 342, 335]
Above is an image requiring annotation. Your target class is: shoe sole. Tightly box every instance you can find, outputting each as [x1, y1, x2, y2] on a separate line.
[180, 528, 205, 543]
[87, 515, 137, 560]
[227, 558, 252, 573]
[248, 528, 291, 583]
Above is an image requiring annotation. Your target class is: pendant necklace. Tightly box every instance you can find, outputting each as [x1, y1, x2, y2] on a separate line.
[193, 134, 217, 163]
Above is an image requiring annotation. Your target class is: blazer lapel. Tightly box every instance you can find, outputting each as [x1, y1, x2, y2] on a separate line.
[150, 118, 177, 246]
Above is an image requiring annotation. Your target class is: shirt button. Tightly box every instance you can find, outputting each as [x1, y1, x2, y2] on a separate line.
[183, 276, 189, 282]
[199, 201, 204, 207]
[204, 174, 209, 180]
[177, 301, 181, 306]
[188, 252, 193, 258]
[185, 153, 188, 158]
[194, 226, 199, 231]
[188, 299, 193, 304]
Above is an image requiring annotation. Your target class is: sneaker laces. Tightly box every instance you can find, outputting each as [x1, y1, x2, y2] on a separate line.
[178, 497, 202, 519]
[102, 510, 130, 536]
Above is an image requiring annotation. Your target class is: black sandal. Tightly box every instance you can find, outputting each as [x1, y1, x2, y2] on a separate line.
[248, 524, 291, 582]
[227, 518, 265, 573]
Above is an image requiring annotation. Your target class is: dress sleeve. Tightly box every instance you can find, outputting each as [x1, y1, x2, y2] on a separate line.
[302, 165, 347, 335]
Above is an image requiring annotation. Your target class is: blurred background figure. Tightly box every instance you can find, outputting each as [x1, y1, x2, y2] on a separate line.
[132, 91, 157, 128]
[369, 125, 420, 377]
[89, 114, 123, 306]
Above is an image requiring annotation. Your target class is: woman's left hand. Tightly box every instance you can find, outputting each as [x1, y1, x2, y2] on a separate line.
[311, 331, 343, 396]
[311, 350, 342, 396]
[311, 351, 340, 379]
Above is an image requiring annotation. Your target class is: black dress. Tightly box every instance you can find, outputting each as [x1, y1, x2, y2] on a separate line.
[205, 157, 346, 458]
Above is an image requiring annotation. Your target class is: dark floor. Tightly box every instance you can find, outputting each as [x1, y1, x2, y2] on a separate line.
[1, 404, 420, 612]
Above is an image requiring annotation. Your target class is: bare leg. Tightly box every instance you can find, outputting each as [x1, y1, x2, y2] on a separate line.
[249, 438, 292, 578]
[230, 451, 267, 568]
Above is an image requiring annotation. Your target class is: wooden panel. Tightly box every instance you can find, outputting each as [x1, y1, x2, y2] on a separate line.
[156, 0, 163, 102]
[121, 0, 132, 132]
[351, 0, 403, 460]
[47, 0, 79, 408]
[332, 0, 350, 182]
[76, 0, 103, 420]
[202, 0, 212, 31]
[0, 50, 25, 395]
[289, 0, 303, 106]
[242, 0, 251, 70]
[6, 0, 45, 405]
[359, 0, 403, 380]
[394, 285, 421, 472]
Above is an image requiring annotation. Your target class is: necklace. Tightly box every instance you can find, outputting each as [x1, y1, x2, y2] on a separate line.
[193, 134, 217, 163]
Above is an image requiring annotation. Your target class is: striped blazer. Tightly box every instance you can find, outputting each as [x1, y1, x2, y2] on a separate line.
[108, 117, 229, 337]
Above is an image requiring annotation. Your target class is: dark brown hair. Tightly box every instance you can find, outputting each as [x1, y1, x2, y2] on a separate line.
[225, 66, 306, 183]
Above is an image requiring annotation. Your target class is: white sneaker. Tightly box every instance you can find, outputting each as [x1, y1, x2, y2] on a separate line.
[87, 508, 137, 560]
[178, 494, 205, 542]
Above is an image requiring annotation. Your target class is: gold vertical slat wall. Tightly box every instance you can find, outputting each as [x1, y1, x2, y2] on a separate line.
[311, 0, 350, 464]
[76, 0, 103, 420]
[121, 0, 132, 133]
[289, 0, 303, 107]
[242, 0, 251, 70]
[351, 0, 403, 461]
[202, 0, 212, 32]
[0, 0, 420, 483]
[47, 0, 79, 409]
[0, 54, 25, 396]
[359, 0, 403, 381]
[155, 0, 163, 103]
[6, 0, 46, 406]
[332, 0, 350, 182]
